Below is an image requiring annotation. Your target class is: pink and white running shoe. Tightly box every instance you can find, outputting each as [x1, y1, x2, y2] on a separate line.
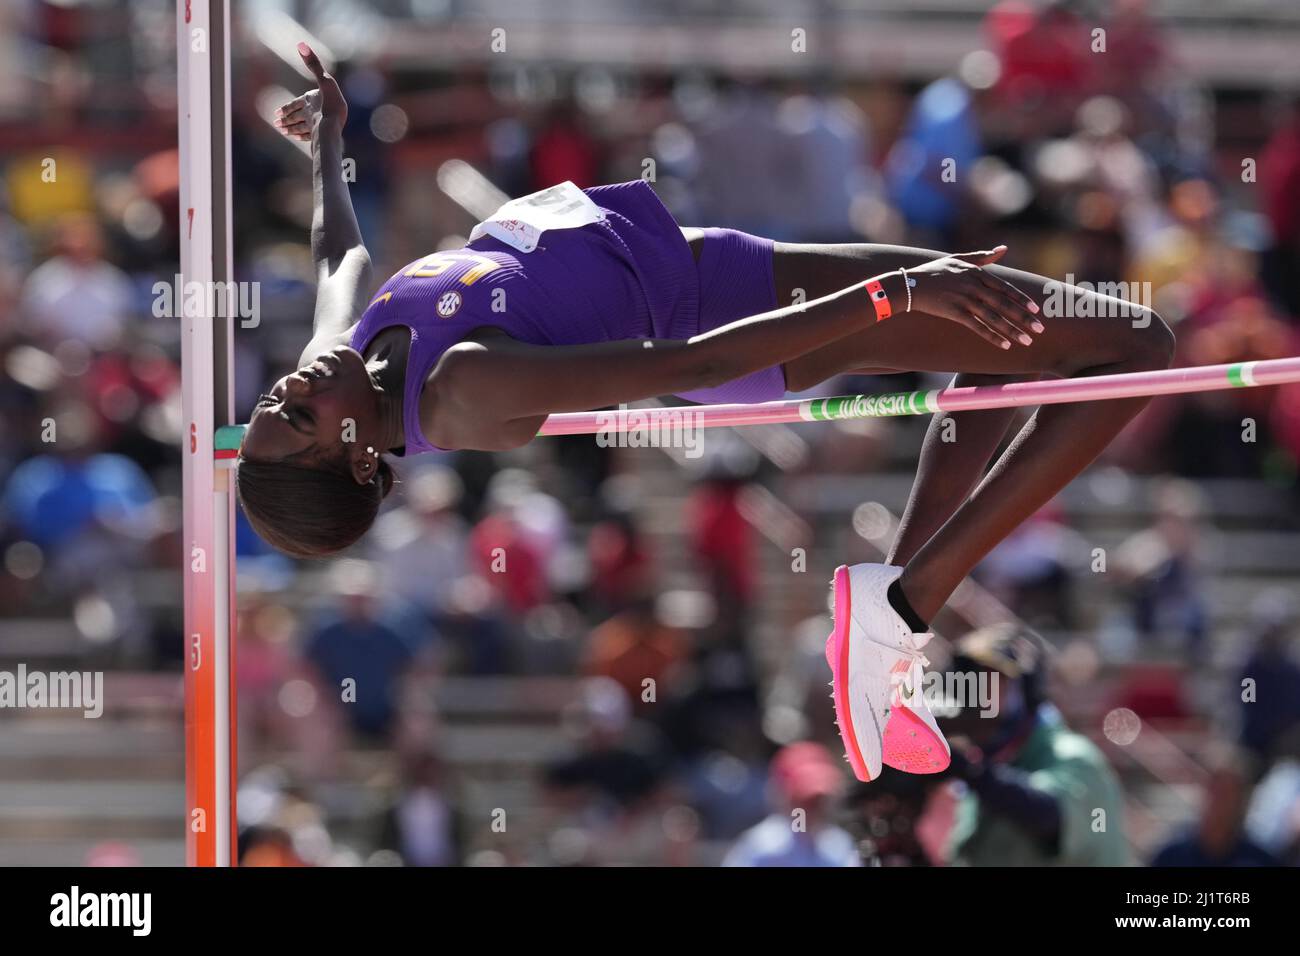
[826, 563, 950, 781]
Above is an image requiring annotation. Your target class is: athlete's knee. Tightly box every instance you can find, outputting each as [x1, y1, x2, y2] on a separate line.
[1052, 306, 1174, 376]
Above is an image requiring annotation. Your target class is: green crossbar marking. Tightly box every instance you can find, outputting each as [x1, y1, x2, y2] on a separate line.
[1227, 363, 1247, 388]
[215, 425, 244, 451]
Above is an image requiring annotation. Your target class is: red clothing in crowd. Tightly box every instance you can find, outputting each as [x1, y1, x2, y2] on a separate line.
[688, 481, 756, 604]
[470, 513, 549, 613]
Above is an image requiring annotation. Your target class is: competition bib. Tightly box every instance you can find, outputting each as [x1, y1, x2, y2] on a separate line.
[469, 181, 605, 253]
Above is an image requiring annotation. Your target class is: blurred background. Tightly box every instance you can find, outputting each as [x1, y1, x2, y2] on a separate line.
[2, 0, 1300, 867]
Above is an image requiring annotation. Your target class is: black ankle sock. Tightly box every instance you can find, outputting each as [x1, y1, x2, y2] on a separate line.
[887, 578, 929, 633]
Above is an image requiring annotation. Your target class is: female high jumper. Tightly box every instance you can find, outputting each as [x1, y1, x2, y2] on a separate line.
[238, 44, 1174, 782]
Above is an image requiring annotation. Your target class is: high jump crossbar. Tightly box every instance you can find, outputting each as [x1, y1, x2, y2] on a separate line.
[179, 0, 237, 866]
[213, 357, 1300, 455]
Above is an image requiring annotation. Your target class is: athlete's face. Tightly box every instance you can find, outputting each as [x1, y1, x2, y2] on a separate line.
[242, 345, 376, 467]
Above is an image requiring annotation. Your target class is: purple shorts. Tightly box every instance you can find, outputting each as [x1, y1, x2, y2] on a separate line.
[575, 182, 786, 405]
[674, 227, 787, 405]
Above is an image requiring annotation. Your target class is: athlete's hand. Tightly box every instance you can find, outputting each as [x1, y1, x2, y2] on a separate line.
[883, 246, 1043, 350]
[272, 42, 347, 141]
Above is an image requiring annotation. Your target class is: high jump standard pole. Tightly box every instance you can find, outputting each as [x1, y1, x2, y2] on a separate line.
[178, 0, 237, 867]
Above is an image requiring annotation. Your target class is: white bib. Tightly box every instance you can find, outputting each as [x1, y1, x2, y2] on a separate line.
[469, 181, 606, 253]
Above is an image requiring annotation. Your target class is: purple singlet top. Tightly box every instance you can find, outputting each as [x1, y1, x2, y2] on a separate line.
[349, 181, 702, 455]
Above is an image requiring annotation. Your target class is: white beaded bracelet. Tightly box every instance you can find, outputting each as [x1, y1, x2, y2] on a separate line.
[899, 268, 916, 313]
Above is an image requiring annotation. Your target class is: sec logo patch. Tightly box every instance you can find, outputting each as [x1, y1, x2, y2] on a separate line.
[436, 291, 462, 318]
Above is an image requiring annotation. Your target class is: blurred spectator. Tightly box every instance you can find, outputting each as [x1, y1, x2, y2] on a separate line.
[844, 768, 941, 867]
[582, 591, 688, 711]
[469, 468, 568, 614]
[302, 560, 434, 740]
[529, 99, 602, 191]
[84, 841, 143, 867]
[942, 624, 1129, 866]
[985, 0, 1093, 134]
[1128, 177, 1218, 299]
[375, 747, 465, 867]
[0, 207, 32, 327]
[3, 443, 156, 553]
[689, 79, 786, 236]
[539, 678, 679, 865]
[370, 465, 472, 621]
[975, 502, 1086, 629]
[584, 509, 653, 616]
[1098, 0, 1171, 111]
[687, 466, 758, 646]
[1245, 729, 1300, 865]
[1150, 748, 1279, 867]
[236, 767, 334, 866]
[370, 466, 512, 673]
[2, 439, 159, 627]
[772, 88, 874, 244]
[18, 213, 133, 351]
[1234, 589, 1300, 765]
[1065, 96, 1166, 257]
[542, 677, 671, 812]
[722, 742, 860, 867]
[239, 825, 308, 867]
[1259, 96, 1300, 317]
[1112, 478, 1210, 659]
[885, 74, 982, 242]
[5, 151, 97, 227]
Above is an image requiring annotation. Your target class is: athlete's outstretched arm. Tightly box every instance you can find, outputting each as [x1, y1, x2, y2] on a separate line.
[433, 248, 1039, 446]
[275, 43, 373, 360]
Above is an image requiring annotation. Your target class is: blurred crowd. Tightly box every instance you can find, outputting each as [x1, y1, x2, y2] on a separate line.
[1, 0, 1299, 866]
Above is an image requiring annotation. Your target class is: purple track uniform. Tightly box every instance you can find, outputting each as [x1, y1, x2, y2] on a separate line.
[348, 180, 785, 455]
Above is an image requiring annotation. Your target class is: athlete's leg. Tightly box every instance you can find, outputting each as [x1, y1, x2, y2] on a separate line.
[886, 371, 1039, 569]
[773, 241, 1175, 622]
[830, 365, 1037, 566]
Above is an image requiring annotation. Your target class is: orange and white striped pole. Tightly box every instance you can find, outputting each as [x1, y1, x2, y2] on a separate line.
[178, 0, 237, 867]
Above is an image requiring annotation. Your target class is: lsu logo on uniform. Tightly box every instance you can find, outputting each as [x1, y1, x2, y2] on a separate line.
[436, 290, 462, 318]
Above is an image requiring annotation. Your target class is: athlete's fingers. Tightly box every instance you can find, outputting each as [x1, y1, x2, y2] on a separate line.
[967, 305, 1022, 348]
[984, 284, 1045, 334]
[272, 119, 309, 138]
[952, 306, 1011, 350]
[977, 271, 1043, 328]
[951, 245, 1008, 267]
[976, 268, 1036, 308]
[298, 42, 328, 81]
[969, 315, 1012, 350]
[968, 289, 1034, 345]
[959, 290, 1024, 345]
[276, 99, 306, 121]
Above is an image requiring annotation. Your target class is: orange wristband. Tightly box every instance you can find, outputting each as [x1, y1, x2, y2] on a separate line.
[865, 278, 892, 321]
